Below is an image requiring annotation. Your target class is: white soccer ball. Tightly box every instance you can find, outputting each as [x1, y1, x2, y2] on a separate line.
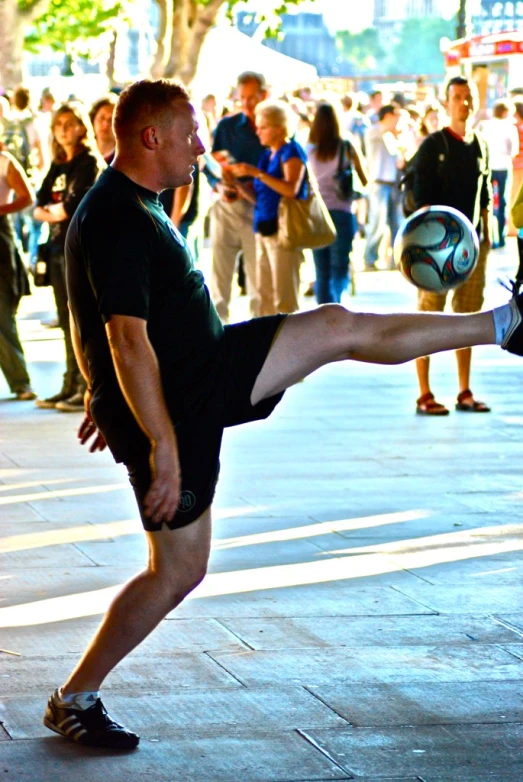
[393, 205, 479, 293]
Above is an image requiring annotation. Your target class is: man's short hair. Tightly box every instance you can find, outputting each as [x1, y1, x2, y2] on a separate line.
[237, 71, 266, 91]
[89, 94, 118, 126]
[493, 99, 511, 118]
[378, 104, 397, 122]
[445, 75, 470, 100]
[13, 86, 31, 111]
[113, 79, 190, 140]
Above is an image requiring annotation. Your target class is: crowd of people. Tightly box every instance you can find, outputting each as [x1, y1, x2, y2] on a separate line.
[1, 72, 523, 413]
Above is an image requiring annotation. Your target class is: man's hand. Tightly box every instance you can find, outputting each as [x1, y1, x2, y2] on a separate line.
[78, 390, 107, 453]
[216, 182, 239, 202]
[144, 438, 181, 524]
[229, 162, 257, 178]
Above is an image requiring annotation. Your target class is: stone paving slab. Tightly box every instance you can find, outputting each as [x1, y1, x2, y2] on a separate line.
[207, 645, 523, 687]
[1, 652, 241, 695]
[0, 542, 97, 569]
[391, 584, 523, 614]
[0, 566, 138, 609]
[211, 643, 523, 687]
[1, 686, 349, 740]
[308, 681, 523, 726]
[302, 723, 523, 779]
[175, 583, 438, 619]
[0, 616, 248, 656]
[217, 614, 522, 650]
[0, 732, 350, 781]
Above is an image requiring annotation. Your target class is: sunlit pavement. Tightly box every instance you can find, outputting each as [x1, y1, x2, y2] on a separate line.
[0, 241, 522, 780]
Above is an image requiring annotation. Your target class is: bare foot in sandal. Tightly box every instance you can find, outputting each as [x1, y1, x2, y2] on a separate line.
[416, 392, 449, 416]
[455, 389, 491, 413]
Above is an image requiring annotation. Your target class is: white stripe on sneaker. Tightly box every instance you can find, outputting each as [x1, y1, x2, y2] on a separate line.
[501, 298, 522, 348]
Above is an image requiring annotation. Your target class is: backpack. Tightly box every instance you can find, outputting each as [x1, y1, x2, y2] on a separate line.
[398, 130, 449, 217]
[1, 115, 32, 173]
[333, 139, 353, 201]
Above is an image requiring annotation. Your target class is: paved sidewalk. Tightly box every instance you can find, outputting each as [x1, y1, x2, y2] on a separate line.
[0, 245, 522, 781]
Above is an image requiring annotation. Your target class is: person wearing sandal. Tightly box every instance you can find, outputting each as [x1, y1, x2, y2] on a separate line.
[412, 76, 492, 417]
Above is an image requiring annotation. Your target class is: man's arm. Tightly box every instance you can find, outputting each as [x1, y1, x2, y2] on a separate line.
[69, 310, 107, 453]
[0, 155, 34, 216]
[106, 314, 181, 524]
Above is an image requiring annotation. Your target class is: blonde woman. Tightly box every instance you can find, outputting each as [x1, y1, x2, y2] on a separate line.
[34, 102, 105, 411]
[230, 99, 307, 315]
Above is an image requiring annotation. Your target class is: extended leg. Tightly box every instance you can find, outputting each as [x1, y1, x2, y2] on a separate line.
[251, 304, 495, 404]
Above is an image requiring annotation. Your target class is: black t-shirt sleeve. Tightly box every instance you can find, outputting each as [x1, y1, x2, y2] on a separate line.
[79, 207, 152, 323]
[36, 163, 59, 206]
[63, 154, 103, 218]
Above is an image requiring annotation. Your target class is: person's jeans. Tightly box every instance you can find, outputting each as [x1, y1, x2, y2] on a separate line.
[49, 247, 85, 395]
[0, 281, 31, 393]
[492, 169, 508, 247]
[364, 182, 402, 266]
[312, 210, 355, 303]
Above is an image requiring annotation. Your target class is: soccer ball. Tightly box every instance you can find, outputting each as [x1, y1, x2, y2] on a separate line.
[393, 205, 479, 293]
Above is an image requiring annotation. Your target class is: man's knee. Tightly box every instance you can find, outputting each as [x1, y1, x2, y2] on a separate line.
[151, 559, 208, 609]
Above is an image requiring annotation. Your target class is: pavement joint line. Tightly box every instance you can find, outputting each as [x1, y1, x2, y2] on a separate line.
[493, 616, 523, 638]
[302, 686, 354, 727]
[296, 728, 354, 777]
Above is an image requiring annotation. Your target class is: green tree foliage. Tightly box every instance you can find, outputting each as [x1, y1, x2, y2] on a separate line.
[335, 28, 385, 73]
[387, 17, 455, 77]
[22, 0, 125, 57]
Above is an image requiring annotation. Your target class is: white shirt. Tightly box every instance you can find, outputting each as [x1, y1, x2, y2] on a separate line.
[478, 118, 518, 171]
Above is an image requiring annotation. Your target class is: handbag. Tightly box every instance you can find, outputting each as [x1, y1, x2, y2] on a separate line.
[333, 140, 353, 202]
[33, 242, 52, 287]
[277, 169, 336, 251]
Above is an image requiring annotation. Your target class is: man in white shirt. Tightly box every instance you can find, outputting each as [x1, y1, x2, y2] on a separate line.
[363, 104, 403, 270]
[479, 99, 519, 248]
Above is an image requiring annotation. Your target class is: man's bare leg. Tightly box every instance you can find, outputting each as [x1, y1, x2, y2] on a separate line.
[252, 304, 495, 404]
[61, 507, 212, 694]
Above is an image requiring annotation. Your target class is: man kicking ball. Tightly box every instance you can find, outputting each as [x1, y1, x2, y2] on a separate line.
[43, 79, 523, 749]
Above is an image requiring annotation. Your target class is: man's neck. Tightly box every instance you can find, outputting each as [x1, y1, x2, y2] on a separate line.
[448, 120, 471, 139]
[111, 154, 164, 194]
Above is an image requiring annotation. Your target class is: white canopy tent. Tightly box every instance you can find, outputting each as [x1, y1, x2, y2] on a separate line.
[190, 25, 318, 100]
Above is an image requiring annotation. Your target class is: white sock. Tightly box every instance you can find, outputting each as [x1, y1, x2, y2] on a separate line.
[492, 301, 520, 346]
[57, 687, 100, 710]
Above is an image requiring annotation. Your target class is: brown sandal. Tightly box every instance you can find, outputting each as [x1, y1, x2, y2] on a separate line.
[416, 392, 449, 416]
[455, 389, 491, 413]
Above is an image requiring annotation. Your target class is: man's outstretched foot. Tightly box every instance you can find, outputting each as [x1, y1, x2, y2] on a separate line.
[43, 689, 139, 749]
[501, 292, 523, 356]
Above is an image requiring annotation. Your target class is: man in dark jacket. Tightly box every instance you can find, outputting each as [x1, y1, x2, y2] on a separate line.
[413, 76, 492, 415]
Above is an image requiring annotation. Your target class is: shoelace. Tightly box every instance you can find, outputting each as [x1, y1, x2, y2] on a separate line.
[499, 277, 523, 297]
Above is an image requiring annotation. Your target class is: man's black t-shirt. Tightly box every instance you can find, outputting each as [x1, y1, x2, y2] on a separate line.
[412, 127, 491, 230]
[65, 166, 224, 462]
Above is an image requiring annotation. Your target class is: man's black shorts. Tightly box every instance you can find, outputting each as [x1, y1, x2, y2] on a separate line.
[126, 314, 287, 531]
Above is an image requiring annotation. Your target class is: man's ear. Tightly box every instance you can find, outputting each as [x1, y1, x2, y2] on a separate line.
[141, 126, 159, 150]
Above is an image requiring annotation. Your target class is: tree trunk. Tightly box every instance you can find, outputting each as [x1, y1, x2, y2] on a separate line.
[456, 0, 471, 39]
[163, 0, 225, 86]
[151, 0, 173, 78]
[0, 0, 54, 89]
[0, 0, 26, 88]
[106, 29, 118, 87]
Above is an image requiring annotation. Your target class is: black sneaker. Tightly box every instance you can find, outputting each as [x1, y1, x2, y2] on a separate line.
[43, 689, 140, 749]
[501, 291, 523, 356]
[55, 392, 85, 413]
[35, 390, 71, 409]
